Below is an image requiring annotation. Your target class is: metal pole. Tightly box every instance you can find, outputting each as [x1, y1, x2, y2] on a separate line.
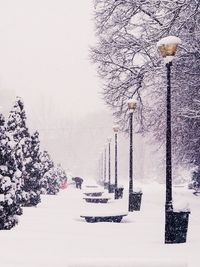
[108, 141, 111, 190]
[104, 147, 107, 187]
[129, 112, 133, 195]
[115, 132, 118, 190]
[166, 61, 173, 212]
[101, 153, 104, 185]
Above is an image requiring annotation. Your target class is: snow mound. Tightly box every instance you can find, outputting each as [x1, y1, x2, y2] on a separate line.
[173, 200, 190, 212]
[157, 36, 181, 46]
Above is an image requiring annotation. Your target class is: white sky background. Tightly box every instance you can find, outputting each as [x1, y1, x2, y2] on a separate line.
[0, 0, 163, 181]
[0, 0, 116, 177]
[0, 0, 105, 122]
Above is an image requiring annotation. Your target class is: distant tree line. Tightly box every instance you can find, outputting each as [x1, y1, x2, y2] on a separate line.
[91, 0, 200, 184]
[0, 97, 67, 230]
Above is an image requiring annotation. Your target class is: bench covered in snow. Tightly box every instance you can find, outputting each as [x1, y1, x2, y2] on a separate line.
[80, 214, 127, 223]
[80, 210, 128, 223]
[85, 185, 99, 188]
[193, 190, 200, 196]
[83, 196, 111, 203]
[83, 191, 104, 197]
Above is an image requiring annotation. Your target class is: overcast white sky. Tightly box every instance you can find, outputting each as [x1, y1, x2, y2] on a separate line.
[0, 0, 161, 181]
[0, 0, 106, 125]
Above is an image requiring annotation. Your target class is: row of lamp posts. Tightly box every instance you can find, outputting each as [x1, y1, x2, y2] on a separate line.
[97, 36, 190, 244]
[99, 99, 142, 211]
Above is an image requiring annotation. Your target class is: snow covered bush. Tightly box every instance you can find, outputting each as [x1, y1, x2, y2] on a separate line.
[22, 131, 42, 206]
[191, 167, 200, 190]
[0, 114, 19, 229]
[56, 164, 67, 189]
[40, 164, 67, 195]
[39, 150, 54, 194]
[40, 168, 59, 195]
[7, 97, 43, 207]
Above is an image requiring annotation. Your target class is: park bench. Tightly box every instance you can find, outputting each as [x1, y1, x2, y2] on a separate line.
[80, 213, 128, 223]
[85, 185, 99, 188]
[83, 191, 104, 197]
[193, 190, 200, 196]
[83, 196, 110, 203]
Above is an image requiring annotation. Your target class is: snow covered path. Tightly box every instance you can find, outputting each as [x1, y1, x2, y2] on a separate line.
[0, 183, 199, 266]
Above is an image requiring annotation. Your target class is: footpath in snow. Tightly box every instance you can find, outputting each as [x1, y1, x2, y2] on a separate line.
[0, 182, 199, 267]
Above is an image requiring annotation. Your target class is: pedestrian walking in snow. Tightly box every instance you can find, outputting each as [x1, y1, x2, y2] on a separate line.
[72, 177, 83, 189]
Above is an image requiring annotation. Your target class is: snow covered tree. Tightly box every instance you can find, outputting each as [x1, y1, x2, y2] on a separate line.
[91, 0, 200, 170]
[57, 164, 67, 189]
[0, 114, 19, 229]
[39, 150, 54, 194]
[44, 164, 67, 194]
[42, 167, 60, 195]
[7, 97, 32, 208]
[22, 131, 42, 206]
[191, 167, 200, 190]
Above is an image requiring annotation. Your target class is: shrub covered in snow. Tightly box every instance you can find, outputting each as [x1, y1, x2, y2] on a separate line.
[40, 164, 67, 195]
[22, 131, 43, 206]
[39, 150, 54, 194]
[0, 114, 19, 229]
[7, 98, 43, 207]
[191, 167, 200, 190]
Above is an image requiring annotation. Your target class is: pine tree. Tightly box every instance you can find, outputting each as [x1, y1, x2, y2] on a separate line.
[45, 164, 67, 194]
[40, 150, 54, 194]
[43, 167, 60, 195]
[57, 164, 67, 189]
[0, 114, 18, 229]
[23, 131, 42, 206]
[7, 97, 31, 209]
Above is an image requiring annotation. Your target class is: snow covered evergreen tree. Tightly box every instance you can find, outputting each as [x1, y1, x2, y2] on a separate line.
[22, 131, 42, 206]
[42, 167, 60, 195]
[39, 150, 54, 194]
[0, 114, 18, 229]
[57, 164, 67, 189]
[191, 167, 200, 190]
[7, 97, 31, 208]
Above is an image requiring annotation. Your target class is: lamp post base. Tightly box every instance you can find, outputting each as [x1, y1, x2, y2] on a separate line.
[165, 210, 190, 243]
[114, 187, 124, 199]
[108, 184, 115, 193]
[129, 192, 142, 211]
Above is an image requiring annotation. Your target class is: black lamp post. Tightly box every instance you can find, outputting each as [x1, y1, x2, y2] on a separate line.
[113, 124, 119, 199]
[127, 99, 142, 211]
[157, 37, 181, 213]
[157, 36, 190, 243]
[107, 138, 112, 192]
[104, 147, 107, 189]
[100, 151, 104, 186]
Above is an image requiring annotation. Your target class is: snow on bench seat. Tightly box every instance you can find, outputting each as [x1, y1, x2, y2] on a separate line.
[80, 203, 128, 222]
[83, 196, 111, 203]
[80, 214, 127, 223]
[83, 192, 104, 197]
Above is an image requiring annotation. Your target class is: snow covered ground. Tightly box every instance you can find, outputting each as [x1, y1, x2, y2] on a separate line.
[0, 182, 199, 267]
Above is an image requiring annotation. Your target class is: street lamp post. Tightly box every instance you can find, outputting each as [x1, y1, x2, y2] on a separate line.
[104, 147, 107, 189]
[157, 36, 190, 243]
[107, 138, 112, 192]
[101, 151, 104, 186]
[113, 124, 119, 199]
[157, 36, 181, 213]
[127, 99, 142, 211]
[128, 99, 137, 194]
